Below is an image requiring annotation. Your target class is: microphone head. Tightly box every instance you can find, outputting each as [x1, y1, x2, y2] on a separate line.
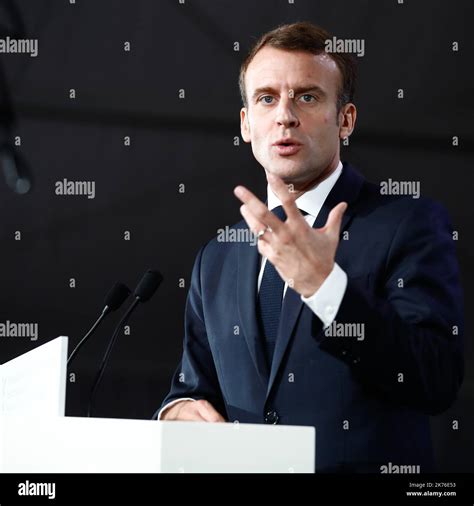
[134, 270, 163, 302]
[104, 282, 131, 312]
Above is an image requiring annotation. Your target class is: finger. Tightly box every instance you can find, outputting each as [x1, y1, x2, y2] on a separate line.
[257, 237, 275, 261]
[179, 407, 207, 422]
[267, 173, 302, 221]
[240, 205, 273, 244]
[239, 204, 264, 234]
[325, 202, 348, 237]
[234, 185, 283, 232]
[197, 401, 226, 423]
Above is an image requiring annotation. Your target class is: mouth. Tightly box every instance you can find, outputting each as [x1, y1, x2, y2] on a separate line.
[272, 139, 303, 156]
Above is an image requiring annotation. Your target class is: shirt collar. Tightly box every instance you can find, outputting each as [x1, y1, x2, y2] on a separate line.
[267, 160, 343, 218]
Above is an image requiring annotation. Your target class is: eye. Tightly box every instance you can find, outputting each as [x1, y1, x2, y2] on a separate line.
[299, 94, 316, 103]
[259, 95, 274, 105]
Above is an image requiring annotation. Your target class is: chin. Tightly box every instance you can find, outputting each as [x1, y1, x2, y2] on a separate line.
[267, 161, 307, 182]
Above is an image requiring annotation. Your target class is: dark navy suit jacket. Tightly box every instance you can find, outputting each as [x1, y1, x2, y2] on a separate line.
[158, 162, 464, 473]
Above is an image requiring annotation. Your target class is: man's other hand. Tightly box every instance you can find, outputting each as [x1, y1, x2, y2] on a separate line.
[161, 399, 226, 422]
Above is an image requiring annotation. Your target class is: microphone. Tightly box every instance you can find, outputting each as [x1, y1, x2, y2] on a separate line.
[67, 282, 131, 366]
[0, 143, 33, 194]
[87, 270, 163, 417]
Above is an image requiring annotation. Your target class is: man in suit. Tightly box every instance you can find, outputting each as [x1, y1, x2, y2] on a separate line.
[155, 22, 464, 472]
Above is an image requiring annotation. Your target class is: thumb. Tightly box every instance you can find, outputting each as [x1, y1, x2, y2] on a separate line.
[325, 202, 348, 237]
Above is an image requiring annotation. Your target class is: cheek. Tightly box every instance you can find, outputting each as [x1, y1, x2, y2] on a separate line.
[320, 113, 339, 135]
[322, 111, 335, 125]
[249, 119, 267, 145]
[306, 114, 339, 147]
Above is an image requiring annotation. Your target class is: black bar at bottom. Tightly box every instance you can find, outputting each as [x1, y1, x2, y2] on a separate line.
[0, 473, 473, 505]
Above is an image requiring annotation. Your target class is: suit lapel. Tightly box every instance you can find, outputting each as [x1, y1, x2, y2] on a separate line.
[266, 163, 365, 398]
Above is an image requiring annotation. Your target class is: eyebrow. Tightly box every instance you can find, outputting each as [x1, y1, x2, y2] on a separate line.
[251, 85, 327, 101]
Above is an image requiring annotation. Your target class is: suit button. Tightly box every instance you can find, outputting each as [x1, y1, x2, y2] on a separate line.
[264, 410, 279, 424]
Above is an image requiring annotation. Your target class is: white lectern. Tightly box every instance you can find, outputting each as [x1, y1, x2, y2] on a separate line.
[0, 337, 315, 473]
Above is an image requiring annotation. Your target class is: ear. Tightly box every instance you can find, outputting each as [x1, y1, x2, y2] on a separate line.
[240, 107, 251, 143]
[338, 103, 357, 140]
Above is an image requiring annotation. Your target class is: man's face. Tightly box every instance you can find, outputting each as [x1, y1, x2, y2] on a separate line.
[241, 46, 345, 186]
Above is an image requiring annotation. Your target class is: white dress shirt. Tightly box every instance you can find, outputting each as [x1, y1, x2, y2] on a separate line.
[158, 161, 348, 420]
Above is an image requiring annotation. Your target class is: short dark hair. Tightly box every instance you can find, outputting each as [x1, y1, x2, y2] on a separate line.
[239, 22, 357, 112]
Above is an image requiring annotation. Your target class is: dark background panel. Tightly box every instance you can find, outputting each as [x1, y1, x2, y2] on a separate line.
[0, 0, 472, 472]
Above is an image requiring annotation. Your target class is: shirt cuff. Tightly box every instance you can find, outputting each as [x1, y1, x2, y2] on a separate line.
[157, 397, 196, 420]
[301, 263, 348, 328]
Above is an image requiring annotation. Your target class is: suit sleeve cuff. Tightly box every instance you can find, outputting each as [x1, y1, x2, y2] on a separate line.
[157, 397, 196, 420]
[300, 263, 348, 328]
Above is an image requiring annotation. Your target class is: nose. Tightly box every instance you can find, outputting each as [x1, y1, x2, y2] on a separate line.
[275, 97, 300, 129]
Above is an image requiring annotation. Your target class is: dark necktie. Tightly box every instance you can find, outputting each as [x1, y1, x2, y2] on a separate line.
[256, 205, 288, 368]
[257, 205, 308, 368]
